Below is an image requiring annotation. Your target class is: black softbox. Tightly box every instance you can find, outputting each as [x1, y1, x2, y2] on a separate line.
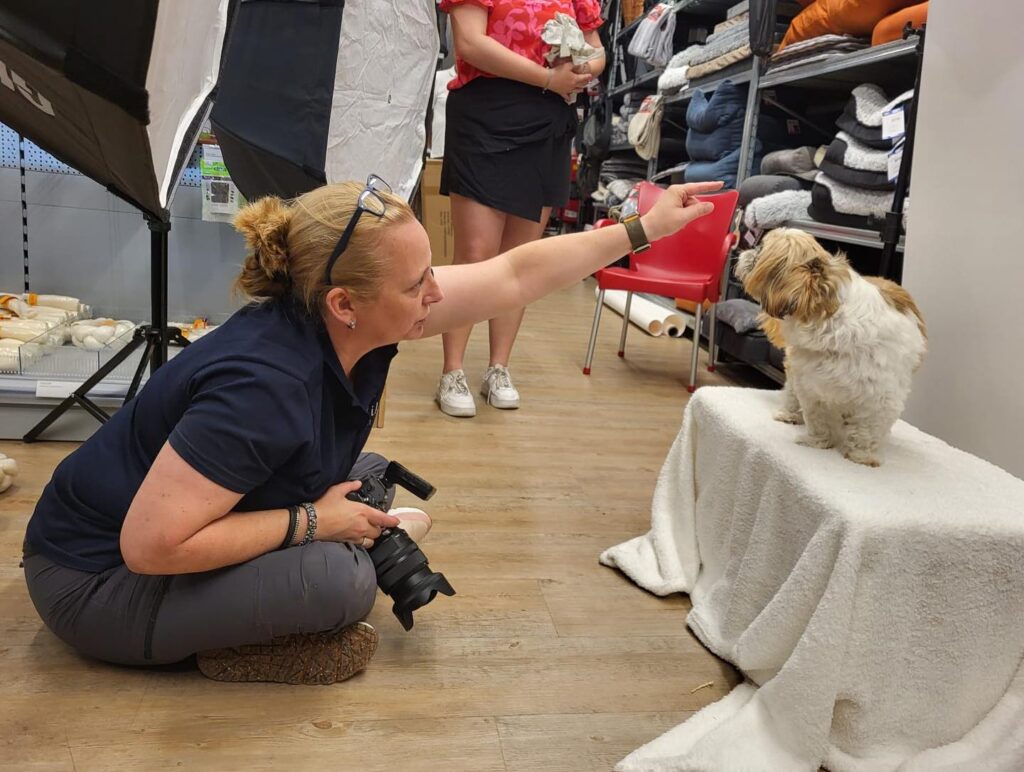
[212, 0, 439, 202]
[0, 0, 233, 438]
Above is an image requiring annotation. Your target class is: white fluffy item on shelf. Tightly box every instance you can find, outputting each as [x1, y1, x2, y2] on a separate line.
[0, 452, 17, 494]
[598, 287, 689, 338]
[70, 319, 136, 351]
[0, 318, 63, 345]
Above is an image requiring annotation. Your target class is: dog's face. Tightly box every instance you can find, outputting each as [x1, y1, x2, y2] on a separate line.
[735, 229, 851, 323]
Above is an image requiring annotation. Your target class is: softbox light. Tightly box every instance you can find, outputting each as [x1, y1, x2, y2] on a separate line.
[212, 0, 439, 202]
[0, 0, 233, 439]
[0, 0, 232, 218]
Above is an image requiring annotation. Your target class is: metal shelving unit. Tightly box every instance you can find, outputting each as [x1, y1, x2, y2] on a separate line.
[664, 65, 754, 104]
[609, 67, 665, 97]
[759, 36, 919, 89]
[784, 220, 906, 252]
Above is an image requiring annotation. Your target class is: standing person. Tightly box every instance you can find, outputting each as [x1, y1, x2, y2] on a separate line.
[436, 0, 605, 417]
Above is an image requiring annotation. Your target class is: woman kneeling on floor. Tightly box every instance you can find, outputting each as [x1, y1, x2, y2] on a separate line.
[22, 176, 720, 684]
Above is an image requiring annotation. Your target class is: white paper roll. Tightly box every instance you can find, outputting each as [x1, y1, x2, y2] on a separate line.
[597, 288, 690, 338]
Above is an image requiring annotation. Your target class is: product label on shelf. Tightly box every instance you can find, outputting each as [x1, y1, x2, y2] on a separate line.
[882, 107, 906, 140]
[35, 380, 82, 399]
[200, 143, 245, 224]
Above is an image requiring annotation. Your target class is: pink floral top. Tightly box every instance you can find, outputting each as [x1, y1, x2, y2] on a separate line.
[441, 0, 604, 90]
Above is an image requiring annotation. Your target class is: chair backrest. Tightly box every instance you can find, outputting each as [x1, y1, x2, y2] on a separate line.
[633, 182, 739, 299]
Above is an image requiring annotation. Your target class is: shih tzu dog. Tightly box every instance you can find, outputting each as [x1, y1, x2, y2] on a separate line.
[735, 228, 927, 467]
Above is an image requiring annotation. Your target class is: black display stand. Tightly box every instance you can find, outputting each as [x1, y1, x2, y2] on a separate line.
[879, 25, 927, 283]
[22, 217, 189, 442]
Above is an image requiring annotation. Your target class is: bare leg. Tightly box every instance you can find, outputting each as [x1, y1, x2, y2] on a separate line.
[487, 207, 551, 367]
[442, 194, 507, 373]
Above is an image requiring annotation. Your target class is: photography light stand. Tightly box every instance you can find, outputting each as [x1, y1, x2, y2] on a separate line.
[23, 214, 191, 442]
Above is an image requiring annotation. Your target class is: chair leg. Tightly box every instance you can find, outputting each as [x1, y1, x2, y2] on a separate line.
[688, 302, 703, 393]
[618, 291, 632, 357]
[583, 290, 605, 375]
[707, 302, 718, 373]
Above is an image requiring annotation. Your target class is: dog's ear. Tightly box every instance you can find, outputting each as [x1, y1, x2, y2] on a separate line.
[790, 254, 843, 323]
[761, 284, 796, 319]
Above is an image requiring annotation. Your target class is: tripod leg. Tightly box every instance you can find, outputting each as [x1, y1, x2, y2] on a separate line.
[125, 335, 157, 402]
[23, 329, 150, 442]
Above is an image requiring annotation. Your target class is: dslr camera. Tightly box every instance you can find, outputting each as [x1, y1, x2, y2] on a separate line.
[347, 461, 455, 630]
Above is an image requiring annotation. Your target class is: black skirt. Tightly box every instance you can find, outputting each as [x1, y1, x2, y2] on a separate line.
[441, 77, 578, 223]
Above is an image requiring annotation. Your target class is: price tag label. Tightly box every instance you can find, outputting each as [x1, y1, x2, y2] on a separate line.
[882, 107, 905, 140]
[887, 139, 905, 183]
[35, 380, 81, 399]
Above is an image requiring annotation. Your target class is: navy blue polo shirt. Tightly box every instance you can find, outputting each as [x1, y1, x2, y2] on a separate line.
[25, 299, 397, 573]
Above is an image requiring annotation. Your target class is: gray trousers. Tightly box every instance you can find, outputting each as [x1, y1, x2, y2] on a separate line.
[23, 453, 393, 667]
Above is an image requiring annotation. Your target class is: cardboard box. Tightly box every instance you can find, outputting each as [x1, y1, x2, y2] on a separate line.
[421, 159, 454, 266]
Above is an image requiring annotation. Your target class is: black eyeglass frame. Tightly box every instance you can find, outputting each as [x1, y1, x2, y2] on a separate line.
[323, 174, 392, 285]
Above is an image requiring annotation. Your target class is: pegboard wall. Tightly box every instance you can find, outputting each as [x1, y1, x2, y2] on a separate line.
[0, 122, 201, 186]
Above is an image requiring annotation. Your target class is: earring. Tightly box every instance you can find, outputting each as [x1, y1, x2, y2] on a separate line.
[347, 320, 357, 330]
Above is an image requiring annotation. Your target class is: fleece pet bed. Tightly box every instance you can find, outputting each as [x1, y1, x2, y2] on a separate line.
[810, 172, 893, 227]
[836, 84, 914, 149]
[600, 387, 1024, 772]
[743, 188, 812, 228]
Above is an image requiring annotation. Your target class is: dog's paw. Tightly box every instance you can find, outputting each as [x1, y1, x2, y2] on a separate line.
[843, 449, 881, 467]
[774, 410, 804, 425]
[797, 435, 834, 450]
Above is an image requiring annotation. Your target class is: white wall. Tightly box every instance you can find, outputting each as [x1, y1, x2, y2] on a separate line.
[902, 0, 1024, 477]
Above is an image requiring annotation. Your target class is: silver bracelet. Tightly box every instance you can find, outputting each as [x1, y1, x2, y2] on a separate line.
[299, 501, 318, 545]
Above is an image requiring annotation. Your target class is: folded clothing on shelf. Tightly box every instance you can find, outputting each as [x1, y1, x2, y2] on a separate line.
[742, 188, 812, 229]
[628, 3, 676, 68]
[688, 14, 750, 67]
[685, 43, 752, 81]
[819, 131, 893, 190]
[766, 33, 869, 73]
[836, 84, 914, 149]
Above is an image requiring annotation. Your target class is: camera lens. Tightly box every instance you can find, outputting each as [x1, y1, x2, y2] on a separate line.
[368, 528, 455, 630]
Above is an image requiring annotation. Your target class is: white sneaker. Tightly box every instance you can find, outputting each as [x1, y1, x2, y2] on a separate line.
[436, 369, 476, 417]
[480, 364, 521, 409]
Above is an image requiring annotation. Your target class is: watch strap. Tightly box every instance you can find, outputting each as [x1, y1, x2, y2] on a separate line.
[623, 215, 650, 253]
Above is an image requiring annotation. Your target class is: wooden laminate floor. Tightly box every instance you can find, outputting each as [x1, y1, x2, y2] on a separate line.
[0, 280, 746, 771]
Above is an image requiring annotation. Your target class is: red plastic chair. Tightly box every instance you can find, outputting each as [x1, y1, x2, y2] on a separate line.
[583, 183, 739, 392]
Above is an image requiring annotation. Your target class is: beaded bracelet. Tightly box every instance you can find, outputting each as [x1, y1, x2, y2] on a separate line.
[299, 501, 318, 546]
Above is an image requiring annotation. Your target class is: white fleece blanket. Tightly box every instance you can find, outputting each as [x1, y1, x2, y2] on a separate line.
[600, 387, 1024, 772]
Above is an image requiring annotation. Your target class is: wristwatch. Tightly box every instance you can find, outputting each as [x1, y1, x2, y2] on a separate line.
[622, 214, 651, 254]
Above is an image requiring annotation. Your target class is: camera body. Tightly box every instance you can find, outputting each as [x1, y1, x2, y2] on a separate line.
[347, 461, 454, 630]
